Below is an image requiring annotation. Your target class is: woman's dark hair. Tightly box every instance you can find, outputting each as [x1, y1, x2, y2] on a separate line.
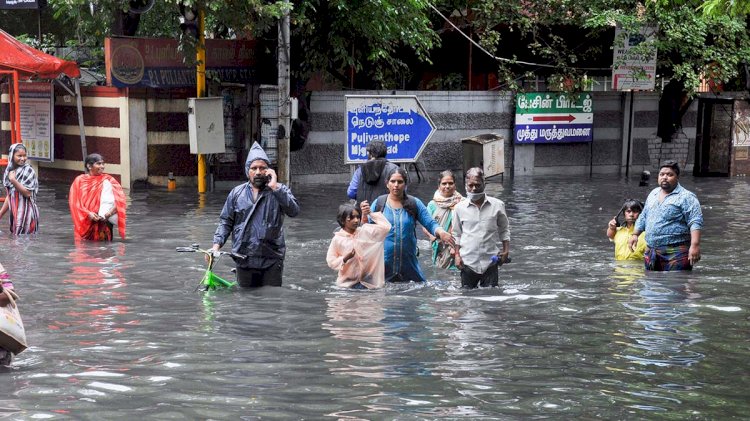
[387, 167, 409, 185]
[336, 203, 360, 228]
[622, 199, 643, 213]
[10, 144, 27, 156]
[660, 160, 680, 176]
[437, 170, 455, 185]
[84, 153, 104, 173]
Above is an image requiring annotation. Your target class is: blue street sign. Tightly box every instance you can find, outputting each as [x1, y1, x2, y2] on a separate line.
[345, 95, 436, 163]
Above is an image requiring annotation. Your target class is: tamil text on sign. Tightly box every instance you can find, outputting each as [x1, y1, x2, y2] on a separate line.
[345, 96, 436, 163]
[514, 93, 594, 144]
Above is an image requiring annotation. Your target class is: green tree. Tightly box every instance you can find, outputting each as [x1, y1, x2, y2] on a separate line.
[468, 0, 750, 93]
[5, 0, 750, 93]
[1, 0, 440, 88]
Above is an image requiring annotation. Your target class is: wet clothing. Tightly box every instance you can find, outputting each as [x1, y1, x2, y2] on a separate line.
[460, 261, 499, 288]
[69, 174, 127, 241]
[644, 244, 692, 271]
[426, 190, 463, 269]
[214, 141, 299, 278]
[236, 261, 284, 288]
[327, 212, 391, 289]
[3, 144, 39, 235]
[347, 159, 398, 204]
[370, 196, 440, 283]
[213, 182, 299, 271]
[612, 225, 646, 261]
[452, 196, 510, 275]
[0, 263, 16, 363]
[635, 184, 703, 248]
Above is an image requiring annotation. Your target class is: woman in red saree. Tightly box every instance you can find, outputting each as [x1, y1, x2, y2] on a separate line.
[69, 154, 127, 241]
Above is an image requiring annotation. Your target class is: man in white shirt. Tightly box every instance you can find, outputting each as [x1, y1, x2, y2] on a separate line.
[452, 167, 510, 288]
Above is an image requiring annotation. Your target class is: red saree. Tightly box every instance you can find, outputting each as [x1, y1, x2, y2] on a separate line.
[69, 174, 127, 240]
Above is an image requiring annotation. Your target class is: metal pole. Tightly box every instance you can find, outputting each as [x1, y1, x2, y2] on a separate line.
[467, 29, 472, 90]
[37, 8, 42, 45]
[12, 71, 20, 143]
[625, 90, 634, 177]
[74, 79, 87, 159]
[277, 4, 291, 184]
[197, 8, 207, 193]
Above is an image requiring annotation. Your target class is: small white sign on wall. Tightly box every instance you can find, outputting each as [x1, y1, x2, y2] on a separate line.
[612, 25, 658, 91]
[19, 82, 54, 162]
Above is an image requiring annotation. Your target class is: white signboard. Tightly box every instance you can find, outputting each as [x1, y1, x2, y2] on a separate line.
[19, 82, 54, 162]
[612, 26, 658, 91]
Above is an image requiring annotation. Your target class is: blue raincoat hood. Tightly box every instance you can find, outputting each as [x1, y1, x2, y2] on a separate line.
[245, 142, 271, 172]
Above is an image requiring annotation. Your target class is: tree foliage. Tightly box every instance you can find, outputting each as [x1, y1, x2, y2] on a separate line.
[291, 0, 439, 88]
[2, 0, 750, 92]
[467, 0, 750, 93]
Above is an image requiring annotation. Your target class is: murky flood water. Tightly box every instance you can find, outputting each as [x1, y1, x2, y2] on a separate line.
[0, 175, 748, 419]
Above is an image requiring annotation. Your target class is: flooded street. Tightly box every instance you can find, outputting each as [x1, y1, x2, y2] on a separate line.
[1, 175, 748, 419]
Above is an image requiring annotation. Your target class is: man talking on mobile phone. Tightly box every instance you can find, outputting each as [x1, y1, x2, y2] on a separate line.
[211, 142, 300, 287]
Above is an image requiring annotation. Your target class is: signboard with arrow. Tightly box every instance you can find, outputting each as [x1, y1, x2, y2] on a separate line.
[345, 95, 436, 163]
[514, 92, 594, 144]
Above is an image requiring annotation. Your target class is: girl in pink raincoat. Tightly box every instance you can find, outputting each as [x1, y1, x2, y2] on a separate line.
[326, 203, 391, 289]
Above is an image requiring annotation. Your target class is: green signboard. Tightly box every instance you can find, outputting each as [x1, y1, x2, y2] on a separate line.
[514, 93, 594, 144]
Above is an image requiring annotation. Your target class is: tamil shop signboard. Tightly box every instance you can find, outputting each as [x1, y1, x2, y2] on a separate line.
[105, 37, 256, 88]
[345, 95, 436, 164]
[514, 93, 593, 144]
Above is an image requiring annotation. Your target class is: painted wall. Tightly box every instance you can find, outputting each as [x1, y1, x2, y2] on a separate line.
[136, 89, 195, 187]
[2, 87, 706, 187]
[292, 90, 699, 183]
[1, 85, 128, 185]
[8, 86, 127, 185]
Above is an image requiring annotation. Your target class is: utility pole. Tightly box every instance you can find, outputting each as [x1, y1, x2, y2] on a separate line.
[277, 3, 291, 184]
[196, 8, 207, 193]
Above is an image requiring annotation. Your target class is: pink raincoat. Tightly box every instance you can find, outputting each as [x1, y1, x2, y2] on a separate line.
[326, 212, 391, 289]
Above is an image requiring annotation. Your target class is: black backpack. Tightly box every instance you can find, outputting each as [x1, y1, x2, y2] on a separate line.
[373, 194, 418, 221]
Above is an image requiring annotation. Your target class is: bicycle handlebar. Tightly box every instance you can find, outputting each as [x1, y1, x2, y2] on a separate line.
[175, 246, 247, 260]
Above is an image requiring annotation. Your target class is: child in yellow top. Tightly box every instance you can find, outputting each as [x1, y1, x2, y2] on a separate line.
[606, 199, 647, 260]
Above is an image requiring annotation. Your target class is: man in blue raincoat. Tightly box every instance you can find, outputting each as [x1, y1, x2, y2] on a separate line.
[211, 142, 300, 287]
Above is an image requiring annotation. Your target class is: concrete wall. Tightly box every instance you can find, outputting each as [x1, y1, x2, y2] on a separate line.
[292, 90, 699, 183]
[292, 91, 514, 183]
[2, 85, 129, 186]
[2, 87, 703, 187]
[44, 87, 126, 186]
[137, 90, 195, 187]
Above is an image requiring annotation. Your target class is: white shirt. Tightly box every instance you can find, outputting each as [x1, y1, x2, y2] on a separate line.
[98, 179, 118, 225]
[452, 196, 510, 274]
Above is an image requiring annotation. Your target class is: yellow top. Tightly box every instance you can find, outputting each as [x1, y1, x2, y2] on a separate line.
[612, 225, 646, 261]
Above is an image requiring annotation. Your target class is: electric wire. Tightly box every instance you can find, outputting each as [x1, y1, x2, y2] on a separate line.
[426, 1, 612, 71]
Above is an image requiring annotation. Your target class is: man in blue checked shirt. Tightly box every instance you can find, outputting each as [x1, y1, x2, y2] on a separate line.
[628, 161, 703, 271]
